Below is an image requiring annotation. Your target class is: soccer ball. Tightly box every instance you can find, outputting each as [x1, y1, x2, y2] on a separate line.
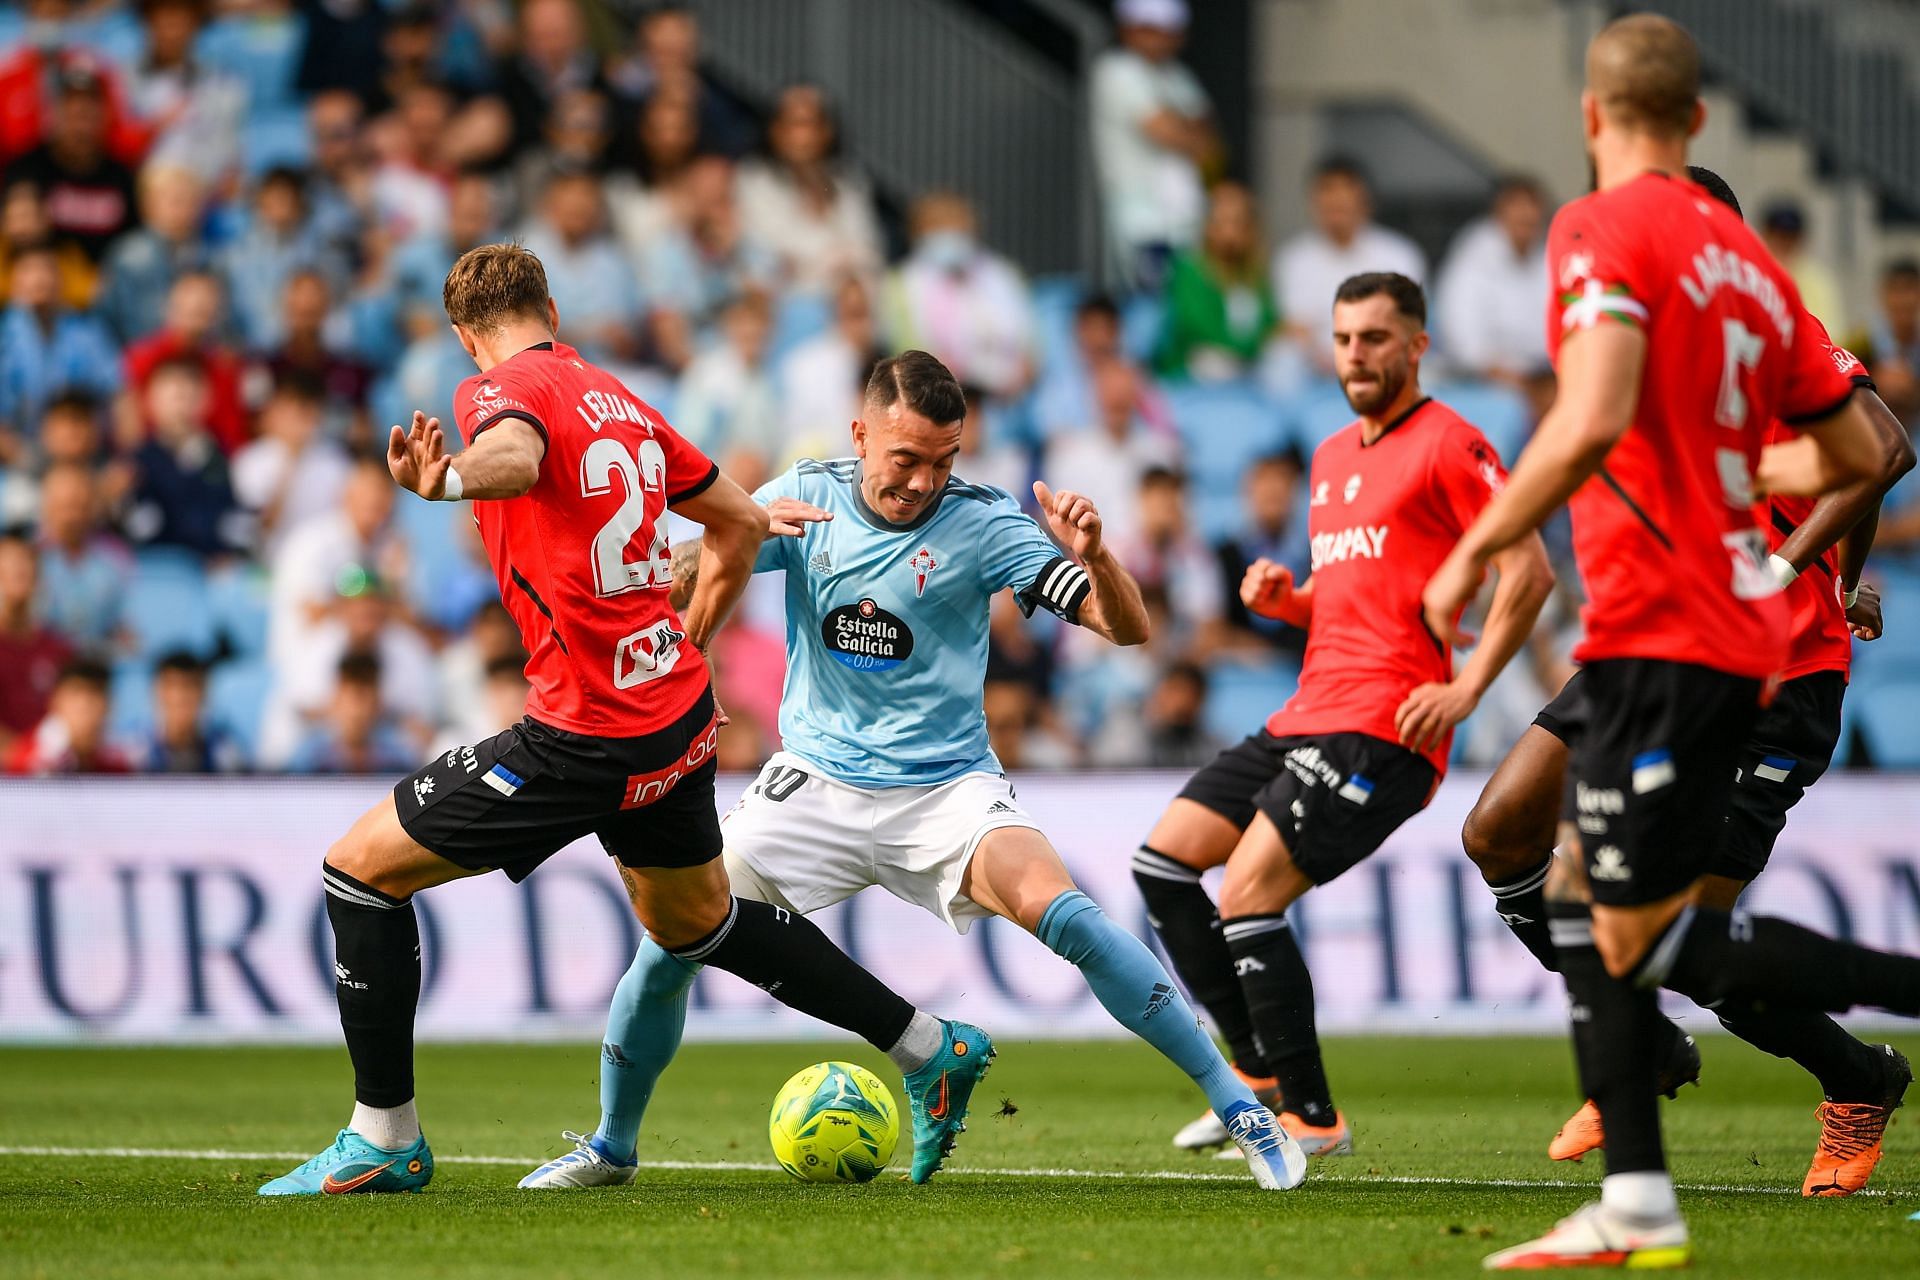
[768, 1060, 900, 1184]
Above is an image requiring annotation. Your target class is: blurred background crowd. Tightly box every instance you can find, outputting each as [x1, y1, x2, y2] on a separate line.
[2, 0, 1918, 777]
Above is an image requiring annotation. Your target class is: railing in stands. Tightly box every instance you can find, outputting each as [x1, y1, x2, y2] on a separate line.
[688, 0, 1106, 275]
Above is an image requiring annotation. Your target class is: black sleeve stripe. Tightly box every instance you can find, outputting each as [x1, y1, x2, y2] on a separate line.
[1015, 555, 1093, 624]
[667, 461, 722, 505]
[1851, 371, 1877, 392]
[1781, 386, 1857, 427]
[469, 409, 549, 445]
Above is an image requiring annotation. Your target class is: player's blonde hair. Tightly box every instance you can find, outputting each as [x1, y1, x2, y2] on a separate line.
[1586, 13, 1701, 137]
[442, 242, 552, 335]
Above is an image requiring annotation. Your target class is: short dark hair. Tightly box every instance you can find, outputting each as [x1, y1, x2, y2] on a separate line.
[1163, 659, 1208, 696]
[1333, 272, 1426, 327]
[43, 390, 102, 422]
[1686, 165, 1742, 220]
[1139, 465, 1185, 492]
[270, 370, 328, 406]
[864, 350, 966, 426]
[337, 652, 383, 688]
[57, 656, 112, 693]
[155, 649, 208, 680]
[1076, 293, 1121, 325]
[443, 242, 552, 333]
[1313, 154, 1370, 187]
[149, 353, 208, 384]
[1492, 173, 1546, 205]
[1885, 258, 1920, 284]
[258, 166, 307, 200]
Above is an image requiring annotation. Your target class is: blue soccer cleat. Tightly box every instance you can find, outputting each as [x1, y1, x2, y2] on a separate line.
[1223, 1103, 1309, 1190]
[257, 1128, 434, 1197]
[518, 1130, 638, 1190]
[901, 1019, 995, 1184]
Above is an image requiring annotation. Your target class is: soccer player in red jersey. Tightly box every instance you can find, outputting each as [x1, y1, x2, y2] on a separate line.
[261, 244, 987, 1196]
[1130, 272, 1554, 1157]
[1459, 165, 1916, 1199]
[1420, 17, 1920, 1268]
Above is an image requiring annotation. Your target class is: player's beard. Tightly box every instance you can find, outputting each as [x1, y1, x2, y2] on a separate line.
[1340, 359, 1406, 417]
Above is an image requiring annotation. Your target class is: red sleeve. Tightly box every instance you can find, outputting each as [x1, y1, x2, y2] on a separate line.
[1432, 420, 1509, 530]
[454, 369, 549, 446]
[1779, 307, 1862, 425]
[1545, 195, 1653, 353]
[654, 417, 721, 505]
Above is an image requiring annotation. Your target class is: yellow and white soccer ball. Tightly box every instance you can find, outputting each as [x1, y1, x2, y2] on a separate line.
[768, 1060, 900, 1184]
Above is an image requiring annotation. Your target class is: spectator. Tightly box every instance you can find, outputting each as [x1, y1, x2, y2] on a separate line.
[983, 674, 1079, 770]
[139, 649, 244, 773]
[126, 0, 245, 186]
[1274, 157, 1426, 371]
[34, 460, 129, 649]
[607, 87, 704, 261]
[1093, 659, 1221, 767]
[1034, 293, 1124, 439]
[608, 2, 756, 158]
[0, 180, 94, 309]
[435, 600, 527, 747]
[1760, 199, 1846, 340]
[882, 191, 1037, 399]
[1434, 175, 1551, 385]
[779, 272, 879, 459]
[259, 269, 374, 448]
[642, 155, 779, 365]
[285, 651, 417, 774]
[232, 374, 352, 558]
[497, 0, 612, 154]
[1155, 180, 1280, 382]
[266, 456, 401, 670]
[0, 242, 120, 435]
[1040, 358, 1181, 535]
[513, 85, 616, 212]
[519, 170, 643, 364]
[1867, 259, 1920, 426]
[387, 169, 500, 340]
[98, 163, 211, 342]
[4, 59, 136, 265]
[263, 567, 436, 767]
[118, 356, 250, 559]
[303, 90, 371, 265]
[1216, 451, 1308, 654]
[736, 83, 884, 296]
[954, 384, 1030, 498]
[1, 391, 106, 522]
[4, 654, 130, 774]
[0, 529, 74, 755]
[120, 269, 248, 455]
[1089, 0, 1216, 290]
[221, 167, 349, 352]
[674, 290, 782, 492]
[362, 83, 455, 246]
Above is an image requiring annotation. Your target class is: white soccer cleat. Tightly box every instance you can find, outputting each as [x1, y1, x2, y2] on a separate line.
[517, 1131, 638, 1190]
[1173, 1109, 1230, 1150]
[1482, 1202, 1691, 1271]
[1223, 1104, 1308, 1191]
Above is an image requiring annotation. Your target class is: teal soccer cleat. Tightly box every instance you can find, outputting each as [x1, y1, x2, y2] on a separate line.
[257, 1128, 434, 1197]
[901, 1020, 995, 1184]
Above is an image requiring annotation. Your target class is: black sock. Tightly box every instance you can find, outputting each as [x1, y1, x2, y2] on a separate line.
[1550, 901, 1666, 1175]
[1714, 1002, 1886, 1101]
[671, 897, 916, 1050]
[1132, 848, 1272, 1077]
[1650, 907, 1920, 1016]
[323, 864, 420, 1109]
[1486, 856, 1559, 973]
[1221, 913, 1333, 1122]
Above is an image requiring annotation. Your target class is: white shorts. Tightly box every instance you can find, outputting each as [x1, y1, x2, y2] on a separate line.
[720, 751, 1043, 933]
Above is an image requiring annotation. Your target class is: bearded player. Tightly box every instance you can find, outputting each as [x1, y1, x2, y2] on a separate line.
[519, 350, 1307, 1192]
[260, 249, 990, 1195]
[1421, 16, 1920, 1269]
[1458, 164, 1915, 1199]
[1129, 272, 1554, 1159]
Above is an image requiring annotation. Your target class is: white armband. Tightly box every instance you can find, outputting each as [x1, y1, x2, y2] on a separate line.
[440, 465, 464, 502]
[1843, 584, 1860, 610]
[1767, 553, 1797, 588]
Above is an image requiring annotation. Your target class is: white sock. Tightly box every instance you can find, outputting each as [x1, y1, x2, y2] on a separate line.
[350, 1098, 421, 1151]
[884, 1011, 944, 1073]
[1602, 1170, 1679, 1221]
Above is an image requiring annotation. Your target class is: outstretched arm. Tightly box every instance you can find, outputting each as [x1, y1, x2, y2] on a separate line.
[665, 496, 831, 612]
[1032, 480, 1149, 646]
[388, 410, 543, 501]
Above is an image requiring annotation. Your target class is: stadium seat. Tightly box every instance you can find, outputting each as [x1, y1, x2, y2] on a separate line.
[125, 549, 217, 660]
[1847, 677, 1920, 767]
[1426, 379, 1533, 465]
[197, 11, 307, 113]
[207, 564, 271, 658]
[207, 657, 272, 759]
[768, 291, 833, 365]
[240, 107, 313, 177]
[1202, 658, 1299, 745]
[1121, 293, 1165, 362]
[1847, 562, 1920, 687]
[1031, 274, 1085, 370]
[1161, 381, 1290, 542]
[109, 656, 154, 740]
[1282, 379, 1360, 453]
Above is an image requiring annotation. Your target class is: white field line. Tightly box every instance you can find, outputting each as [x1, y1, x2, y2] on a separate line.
[0, 1145, 1838, 1196]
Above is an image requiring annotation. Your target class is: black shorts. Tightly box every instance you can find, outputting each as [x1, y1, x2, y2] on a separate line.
[1565, 658, 1762, 907]
[395, 689, 723, 882]
[1531, 668, 1590, 744]
[1176, 731, 1436, 886]
[1714, 669, 1845, 881]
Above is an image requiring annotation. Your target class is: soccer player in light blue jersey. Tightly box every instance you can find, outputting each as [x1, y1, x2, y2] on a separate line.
[521, 350, 1306, 1191]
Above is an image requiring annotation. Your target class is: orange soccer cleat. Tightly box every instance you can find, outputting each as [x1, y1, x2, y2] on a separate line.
[1547, 1032, 1701, 1163]
[1802, 1045, 1911, 1198]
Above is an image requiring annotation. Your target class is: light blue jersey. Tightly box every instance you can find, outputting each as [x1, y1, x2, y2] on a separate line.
[751, 458, 1092, 787]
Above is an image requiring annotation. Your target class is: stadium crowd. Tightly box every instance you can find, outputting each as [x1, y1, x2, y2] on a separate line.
[0, 0, 1916, 776]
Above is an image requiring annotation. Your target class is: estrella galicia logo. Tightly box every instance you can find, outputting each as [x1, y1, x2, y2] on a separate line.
[823, 598, 914, 671]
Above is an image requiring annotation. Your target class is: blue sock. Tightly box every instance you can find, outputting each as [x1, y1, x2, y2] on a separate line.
[591, 938, 699, 1163]
[1035, 890, 1258, 1121]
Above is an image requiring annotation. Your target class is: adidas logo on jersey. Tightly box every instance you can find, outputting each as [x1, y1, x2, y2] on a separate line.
[987, 800, 1018, 815]
[809, 548, 832, 575]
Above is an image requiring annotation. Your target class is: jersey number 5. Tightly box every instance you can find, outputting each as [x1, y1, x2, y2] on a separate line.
[582, 436, 671, 597]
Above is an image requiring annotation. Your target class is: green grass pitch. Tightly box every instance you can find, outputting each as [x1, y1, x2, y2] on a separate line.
[3, 1035, 1919, 1278]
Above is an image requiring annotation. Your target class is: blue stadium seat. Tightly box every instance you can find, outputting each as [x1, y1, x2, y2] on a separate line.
[1202, 658, 1299, 745]
[125, 550, 216, 660]
[1427, 379, 1533, 465]
[1848, 677, 1920, 767]
[207, 564, 271, 658]
[1846, 562, 1920, 687]
[1161, 381, 1290, 542]
[198, 12, 308, 113]
[240, 107, 313, 177]
[109, 656, 154, 740]
[1282, 379, 1359, 453]
[1122, 293, 1165, 362]
[768, 291, 833, 365]
[208, 658, 272, 759]
[1031, 274, 1086, 370]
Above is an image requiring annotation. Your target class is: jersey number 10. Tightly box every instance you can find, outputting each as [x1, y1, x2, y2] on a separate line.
[582, 436, 672, 597]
